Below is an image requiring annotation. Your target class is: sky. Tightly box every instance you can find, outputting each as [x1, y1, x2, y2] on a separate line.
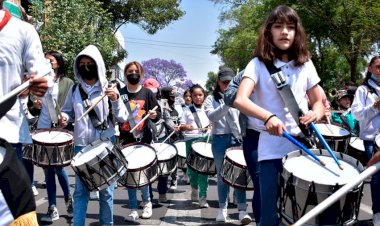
[119, 0, 222, 86]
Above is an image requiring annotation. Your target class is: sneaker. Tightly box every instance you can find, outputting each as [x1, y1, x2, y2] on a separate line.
[125, 209, 139, 222]
[142, 202, 152, 219]
[199, 196, 209, 208]
[32, 185, 38, 196]
[216, 208, 228, 222]
[139, 201, 148, 208]
[239, 210, 252, 225]
[374, 212, 380, 226]
[191, 188, 198, 202]
[159, 194, 167, 203]
[40, 205, 59, 223]
[40, 180, 47, 189]
[170, 180, 177, 190]
[65, 197, 73, 218]
[90, 191, 99, 200]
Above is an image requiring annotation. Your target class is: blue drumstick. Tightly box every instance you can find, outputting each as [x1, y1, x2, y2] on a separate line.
[309, 122, 343, 170]
[282, 131, 325, 166]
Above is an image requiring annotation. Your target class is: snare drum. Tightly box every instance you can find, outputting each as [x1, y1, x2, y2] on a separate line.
[119, 143, 158, 188]
[32, 128, 74, 167]
[220, 147, 253, 190]
[151, 143, 177, 176]
[187, 141, 216, 175]
[348, 137, 368, 165]
[314, 122, 351, 153]
[71, 139, 127, 191]
[174, 141, 187, 169]
[279, 149, 364, 225]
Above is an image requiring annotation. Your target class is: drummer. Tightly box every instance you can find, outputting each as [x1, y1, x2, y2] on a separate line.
[59, 45, 128, 226]
[331, 89, 359, 136]
[204, 66, 251, 224]
[39, 51, 74, 223]
[179, 84, 211, 208]
[118, 61, 161, 222]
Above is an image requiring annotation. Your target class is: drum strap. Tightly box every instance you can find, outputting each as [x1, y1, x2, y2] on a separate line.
[301, 182, 319, 217]
[265, 62, 312, 138]
[77, 84, 109, 131]
[119, 91, 140, 140]
[189, 105, 203, 129]
[284, 174, 300, 221]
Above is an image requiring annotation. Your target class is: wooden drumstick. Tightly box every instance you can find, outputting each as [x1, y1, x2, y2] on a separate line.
[326, 116, 334, 134]
[130, 105, 158, 133]
[292, 161, 380, 226]
[162, 130, 176, 144]
[77, 83, 116, 122]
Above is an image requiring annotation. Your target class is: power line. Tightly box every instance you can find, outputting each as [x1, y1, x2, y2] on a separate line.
[124, 40, 212, 49]
[124, 37, 213, 49]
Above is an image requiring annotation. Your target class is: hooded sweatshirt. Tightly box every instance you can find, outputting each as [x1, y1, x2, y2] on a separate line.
[61, 45, 128, 146]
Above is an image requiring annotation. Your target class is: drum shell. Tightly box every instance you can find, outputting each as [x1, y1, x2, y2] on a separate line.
[314, 122, 351, 153]
[152, 143, 178, 176]
[220, 147, 254, 190]
[187, 141, 216, 175]
[174, 141, 187, 170]
[280, 149, 364, 225]
[31, 128, 74, 168]
[71, 139, 128, 191]
[22, 144, 34, 163]
[347, 137, 368, 166]
[119, 143, 159, 188]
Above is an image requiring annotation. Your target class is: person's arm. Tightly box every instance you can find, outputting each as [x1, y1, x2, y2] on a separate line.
[301, 85, 325, 125]
[367, 151, 380, 166]
[59, 85, 75, 127]
[147, 90, 160, 122]
[204, 95, 229, 122]
[106, 86, 129, 122]
[351, 86, 379, 121]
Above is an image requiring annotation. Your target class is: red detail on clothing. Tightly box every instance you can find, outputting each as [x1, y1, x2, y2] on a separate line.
[0, 10, 11, 31]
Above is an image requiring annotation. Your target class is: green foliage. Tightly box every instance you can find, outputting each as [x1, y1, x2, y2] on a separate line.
[205, 71, 218, 95]
[100, 0, 185, 33]
[30, 0, 126, 79]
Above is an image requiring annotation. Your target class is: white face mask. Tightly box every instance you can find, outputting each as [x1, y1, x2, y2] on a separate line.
[371, 73, 380, 82]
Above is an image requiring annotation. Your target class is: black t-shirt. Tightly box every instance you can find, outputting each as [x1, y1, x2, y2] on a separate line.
[119, 87, 161, 144]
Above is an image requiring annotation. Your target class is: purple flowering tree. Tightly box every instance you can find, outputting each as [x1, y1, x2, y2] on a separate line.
[142, 58, 187, 87]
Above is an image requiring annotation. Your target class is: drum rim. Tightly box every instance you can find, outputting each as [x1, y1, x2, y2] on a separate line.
[152, 142, 178, 161]
[71, 139, 113, 167]
[32, 128, 74, 146]
[190, 140, 213, 159]
[314, 121, 351, 138]
[225, 146, 247, 169]
[121, 142, 158, 171]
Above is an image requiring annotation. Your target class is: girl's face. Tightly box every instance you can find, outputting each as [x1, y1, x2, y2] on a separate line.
[46, 54, 59, 71]
[191, 88, 204, 106]
[271, 21, 295, 51]
[184, 92, 192, 105]
[337, 96, 352, 109]
[218, 80, 231, 93]
[125, 64, 141, 77]
[369, 59, 380, 79]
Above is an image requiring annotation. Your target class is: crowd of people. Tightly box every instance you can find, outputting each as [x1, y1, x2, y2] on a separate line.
[1, 1, 380, 226]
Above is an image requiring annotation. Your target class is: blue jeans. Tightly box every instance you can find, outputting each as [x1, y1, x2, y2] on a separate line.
[242, 129, 261, 222]
[12, 143, 35, 186]
[73, 145, 115, 226]
[363, 140, 380, 214]
[259, 159, 282, 226]
[45, 167, 71, 206]
[128, 185, 150, 209]
[212, 134, 247, 211]
[149, 176, 168, 199]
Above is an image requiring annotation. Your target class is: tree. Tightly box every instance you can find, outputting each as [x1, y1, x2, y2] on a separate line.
[205, 71, 218, 95]
[99, 0, 185, 34]
[30, 0, 125, 78]
[142, 58, 187, 87]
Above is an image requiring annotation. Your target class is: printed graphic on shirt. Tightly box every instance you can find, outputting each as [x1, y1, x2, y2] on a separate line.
[121, 99, 146, 133]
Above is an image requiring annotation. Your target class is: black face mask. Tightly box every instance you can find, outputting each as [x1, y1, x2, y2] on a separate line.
[126, 73, 141, 85]
[78, 65, 98, 80]
[168, 98, 175, 106]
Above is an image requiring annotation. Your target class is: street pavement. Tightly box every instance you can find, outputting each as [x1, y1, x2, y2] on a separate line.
[32, 166, 375, 226]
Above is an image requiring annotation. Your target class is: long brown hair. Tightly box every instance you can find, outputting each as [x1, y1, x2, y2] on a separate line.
[254, 5, 310, 66]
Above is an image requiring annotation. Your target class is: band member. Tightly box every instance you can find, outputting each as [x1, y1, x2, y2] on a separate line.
[234, 5, 324, 225]
[204, 67, 251, 224]
[118, 61, 160, 222]
[351, 56, 380, 226]
[59, 45, 128, 226]
[179, 84, 211, 208]
[331, 89, 359, 136]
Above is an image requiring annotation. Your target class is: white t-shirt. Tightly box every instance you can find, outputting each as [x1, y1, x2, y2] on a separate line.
[180, 105, 210, 141]
[243, 57, 320, 161]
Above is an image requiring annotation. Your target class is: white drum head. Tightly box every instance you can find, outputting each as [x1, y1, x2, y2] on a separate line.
[314, 123, 350, 137]
[0, 146, 5, 165]
[33, 130, 73, 144]
[175, 141, 186, 157]
[226, 147, 247, 166]
[151, 143, 177, 161]
[283, 153, 361, 186]
[191, 142, 213, 158]
[72, 140, 112, 166]
[122, 144, 156, 169]
[349, 137, 365, 152]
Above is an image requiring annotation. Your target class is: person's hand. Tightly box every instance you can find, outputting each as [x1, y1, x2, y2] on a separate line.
[173, 125, 180, 132]
[105, 86, 119, 101]
[265, 115, 287, 136]
[367, 151, 380, 167]
[300, 110, 318, 126]
[29, 74, 48, 97]
[373, 99, 380, 109]
[148, 109, 157, 120]
[59, 116, 68, 127]
[33, 98, 42, 109]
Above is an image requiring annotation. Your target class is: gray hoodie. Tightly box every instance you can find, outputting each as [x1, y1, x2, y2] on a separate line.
[61, 45, 128, 146]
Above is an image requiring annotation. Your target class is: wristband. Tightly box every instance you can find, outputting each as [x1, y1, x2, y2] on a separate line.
[264, 114, 277, 126]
